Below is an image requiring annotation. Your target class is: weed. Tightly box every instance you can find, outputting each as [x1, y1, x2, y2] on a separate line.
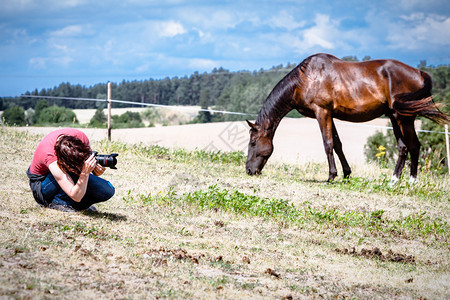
[128, 185, 449, 243]
[329, 173, 448, 201]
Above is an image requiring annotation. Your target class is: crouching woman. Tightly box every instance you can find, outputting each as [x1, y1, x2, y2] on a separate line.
[26, 128, 115, 212]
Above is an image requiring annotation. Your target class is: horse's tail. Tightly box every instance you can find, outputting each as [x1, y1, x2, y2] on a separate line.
[393, 71, 449, 125]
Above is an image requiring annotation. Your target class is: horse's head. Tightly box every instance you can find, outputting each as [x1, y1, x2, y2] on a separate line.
[245, 120, 274, 175]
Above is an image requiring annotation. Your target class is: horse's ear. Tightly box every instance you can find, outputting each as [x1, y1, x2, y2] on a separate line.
[246, 120, 256, 129]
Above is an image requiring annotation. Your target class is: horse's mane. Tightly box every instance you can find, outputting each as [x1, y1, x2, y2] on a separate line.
[256, 56, 311, 125]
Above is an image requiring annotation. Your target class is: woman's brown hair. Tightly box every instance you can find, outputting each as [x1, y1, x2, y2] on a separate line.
[54, 135, 91, 175]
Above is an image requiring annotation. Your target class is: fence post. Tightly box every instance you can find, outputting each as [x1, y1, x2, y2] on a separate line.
[445, 124, 450, 175]
[107, 82, 112, 141]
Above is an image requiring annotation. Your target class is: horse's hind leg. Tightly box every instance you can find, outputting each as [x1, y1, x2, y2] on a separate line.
[399, 117, 421, 183]
[389, 115, 408, 183]
[315, 110, 338, 181]
[332, 121, 351, 178]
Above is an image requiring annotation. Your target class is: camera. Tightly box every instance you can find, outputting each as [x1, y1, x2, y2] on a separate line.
[91, 151, 118, 169]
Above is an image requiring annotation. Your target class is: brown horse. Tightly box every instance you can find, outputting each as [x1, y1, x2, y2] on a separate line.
[246, 53, 449, 182]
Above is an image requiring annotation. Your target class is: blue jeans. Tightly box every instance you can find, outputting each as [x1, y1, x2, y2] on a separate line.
[41, 172, 115, 210]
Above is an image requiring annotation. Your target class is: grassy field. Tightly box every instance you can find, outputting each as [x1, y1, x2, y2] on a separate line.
[0, 126, 449, 299]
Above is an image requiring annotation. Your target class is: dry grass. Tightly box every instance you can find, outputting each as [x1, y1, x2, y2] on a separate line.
[0, 126, 449, 299]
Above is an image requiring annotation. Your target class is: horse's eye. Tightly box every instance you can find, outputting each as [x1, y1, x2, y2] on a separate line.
[250, 141, 256, 147]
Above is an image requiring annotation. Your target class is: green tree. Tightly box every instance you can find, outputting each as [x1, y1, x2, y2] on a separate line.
[341, 56, 359, 62]
[112, 111, 144, 128]
[25, 108, 35, 125]
[89, 107, 107, 128]
[33, 99, 49, 123]
[141, 107, 161, 127]
[194, 88, 212, 123]
[37, 106, 78, 124]
[2, 105, 26, 126]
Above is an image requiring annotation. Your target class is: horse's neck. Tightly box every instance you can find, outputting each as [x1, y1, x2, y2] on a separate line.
[257, 96, 293, 133]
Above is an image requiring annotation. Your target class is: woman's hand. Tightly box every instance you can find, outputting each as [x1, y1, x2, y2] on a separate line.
[93, 164, 106, 176]
[81, 153, 97, 176]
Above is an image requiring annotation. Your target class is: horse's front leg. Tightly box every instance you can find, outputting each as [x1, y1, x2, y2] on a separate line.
[316, 111, 338, 181]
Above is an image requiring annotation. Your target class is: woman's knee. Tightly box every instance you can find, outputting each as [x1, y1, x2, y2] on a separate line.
[105, 181, 115, 199]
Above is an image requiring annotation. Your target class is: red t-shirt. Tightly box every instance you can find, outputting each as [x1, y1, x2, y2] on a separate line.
[30, 128, 90, 176]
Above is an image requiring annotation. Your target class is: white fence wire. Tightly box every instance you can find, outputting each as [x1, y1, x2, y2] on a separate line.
[20, 94, 449, 135]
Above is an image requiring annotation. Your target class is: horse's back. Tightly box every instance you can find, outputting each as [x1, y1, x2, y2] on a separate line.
[299, 54, 428, 122]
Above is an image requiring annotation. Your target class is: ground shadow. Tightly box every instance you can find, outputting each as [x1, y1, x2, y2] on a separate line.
[82, 210, 128, 221]
[297, 178, 346, 185]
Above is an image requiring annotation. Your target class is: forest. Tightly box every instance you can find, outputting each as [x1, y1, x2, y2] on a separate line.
[0, 64, 294, 123]
[1, 57, 449, 123]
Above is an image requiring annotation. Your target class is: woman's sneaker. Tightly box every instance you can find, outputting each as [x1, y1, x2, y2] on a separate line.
[48, 203, 76, 213]
[85, 205, 98, 212]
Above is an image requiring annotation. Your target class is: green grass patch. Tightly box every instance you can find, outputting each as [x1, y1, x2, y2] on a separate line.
[126, 185, 449, 243]
[94, 137, 447, 202]
[329, 173, 448, 201]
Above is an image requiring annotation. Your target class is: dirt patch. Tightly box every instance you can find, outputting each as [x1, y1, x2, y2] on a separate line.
[334, 247, 416, 264]
[139, 247, 207, 265]
[265, 268, 281, 278]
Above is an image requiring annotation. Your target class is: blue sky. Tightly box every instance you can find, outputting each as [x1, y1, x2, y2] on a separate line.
[1, 0, 449, 97]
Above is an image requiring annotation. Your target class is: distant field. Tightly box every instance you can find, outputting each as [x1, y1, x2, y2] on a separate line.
[1, 127, 448, 299]
[73, 106, 200, 126]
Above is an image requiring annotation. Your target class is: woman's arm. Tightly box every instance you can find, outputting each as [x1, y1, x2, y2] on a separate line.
[48, 153, 97, 202]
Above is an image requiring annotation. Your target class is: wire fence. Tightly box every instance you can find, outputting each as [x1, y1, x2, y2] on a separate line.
[20, 94, 449, 135]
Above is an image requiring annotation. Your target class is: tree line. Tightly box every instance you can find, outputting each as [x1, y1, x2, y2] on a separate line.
[1, 57, 449, 123]
[0, 64, 295, 121]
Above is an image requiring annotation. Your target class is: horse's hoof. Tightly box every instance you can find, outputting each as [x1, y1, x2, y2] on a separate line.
[408, 177, 418, 184]
[389, 175, 399, 187]
[327, 176, 337, 183]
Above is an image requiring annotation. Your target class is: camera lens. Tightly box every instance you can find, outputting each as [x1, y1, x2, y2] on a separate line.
[94, 153, 118, 169]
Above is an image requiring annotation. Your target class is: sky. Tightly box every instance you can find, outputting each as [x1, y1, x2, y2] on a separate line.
[1, 0, 449, 97]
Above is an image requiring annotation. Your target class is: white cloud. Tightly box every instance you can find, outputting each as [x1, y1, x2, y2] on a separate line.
[270, 10, 306, 30]
[172, 7, 243, 38]
[29, 57, 46, 68]
[387, 14, 450, 49]
[50, 25, 84, 37]
[29, 52, 73, 69]
[187, 58, 217, 70]
[50, 43, 68, 51]
[300, 14, 337, 50]
[158, 21, 186, 38]
[53, 55, 73, 66]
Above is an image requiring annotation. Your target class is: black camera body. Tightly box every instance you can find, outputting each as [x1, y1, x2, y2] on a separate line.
[91, 151, 118, 169]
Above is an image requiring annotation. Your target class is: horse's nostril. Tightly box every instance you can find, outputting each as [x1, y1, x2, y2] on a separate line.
[247, 168, 253, 175]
